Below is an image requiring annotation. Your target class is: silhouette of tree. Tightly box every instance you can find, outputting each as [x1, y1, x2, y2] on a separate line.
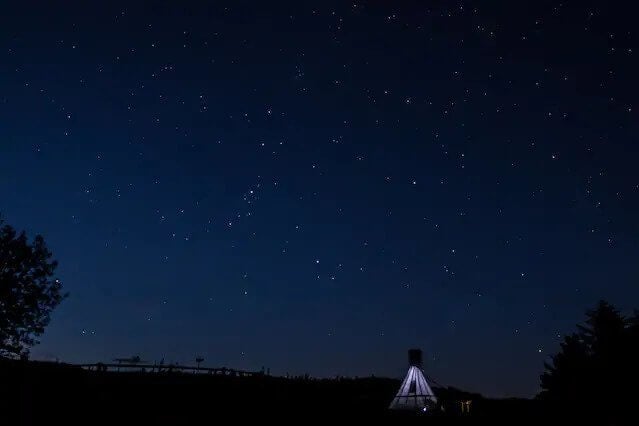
[539, 333, 589, 405]
[539, 300, 638, 420]
[0, 218, 66, 358]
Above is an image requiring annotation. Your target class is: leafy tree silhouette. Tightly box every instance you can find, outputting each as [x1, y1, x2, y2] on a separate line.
[540, 300, 639, 421]
[0, 217, 66, 358]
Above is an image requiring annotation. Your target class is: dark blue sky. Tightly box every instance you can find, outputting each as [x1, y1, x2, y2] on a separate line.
[1, 1, 638, 397]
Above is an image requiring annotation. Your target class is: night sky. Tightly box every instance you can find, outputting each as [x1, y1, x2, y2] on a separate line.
[2, 1, 638, 398]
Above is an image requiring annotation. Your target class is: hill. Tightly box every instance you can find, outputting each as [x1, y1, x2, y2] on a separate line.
[1, 358, 544, 425]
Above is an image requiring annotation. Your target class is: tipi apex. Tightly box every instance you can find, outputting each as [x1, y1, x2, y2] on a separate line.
[389, 349, 438, 412]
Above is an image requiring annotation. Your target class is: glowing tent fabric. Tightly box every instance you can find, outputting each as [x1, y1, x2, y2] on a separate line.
[389, 365, 438, 411]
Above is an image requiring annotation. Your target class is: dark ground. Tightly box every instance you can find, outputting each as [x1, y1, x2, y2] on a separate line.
[0, 358, 591, 425]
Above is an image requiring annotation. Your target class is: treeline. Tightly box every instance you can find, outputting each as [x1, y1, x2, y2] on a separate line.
[539, 300, 639, 422]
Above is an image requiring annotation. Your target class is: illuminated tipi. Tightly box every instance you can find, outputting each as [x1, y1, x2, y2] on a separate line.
[389, 349, 438, 411]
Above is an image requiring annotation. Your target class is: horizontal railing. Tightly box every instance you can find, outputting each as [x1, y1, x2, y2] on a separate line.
[77, 363, 264, 377]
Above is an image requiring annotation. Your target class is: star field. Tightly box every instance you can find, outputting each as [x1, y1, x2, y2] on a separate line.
[1, 1, 638, 397]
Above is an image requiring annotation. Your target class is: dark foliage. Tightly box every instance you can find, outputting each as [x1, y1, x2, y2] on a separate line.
[539, 300, 639, 421]
[0, 218, 66, 358]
